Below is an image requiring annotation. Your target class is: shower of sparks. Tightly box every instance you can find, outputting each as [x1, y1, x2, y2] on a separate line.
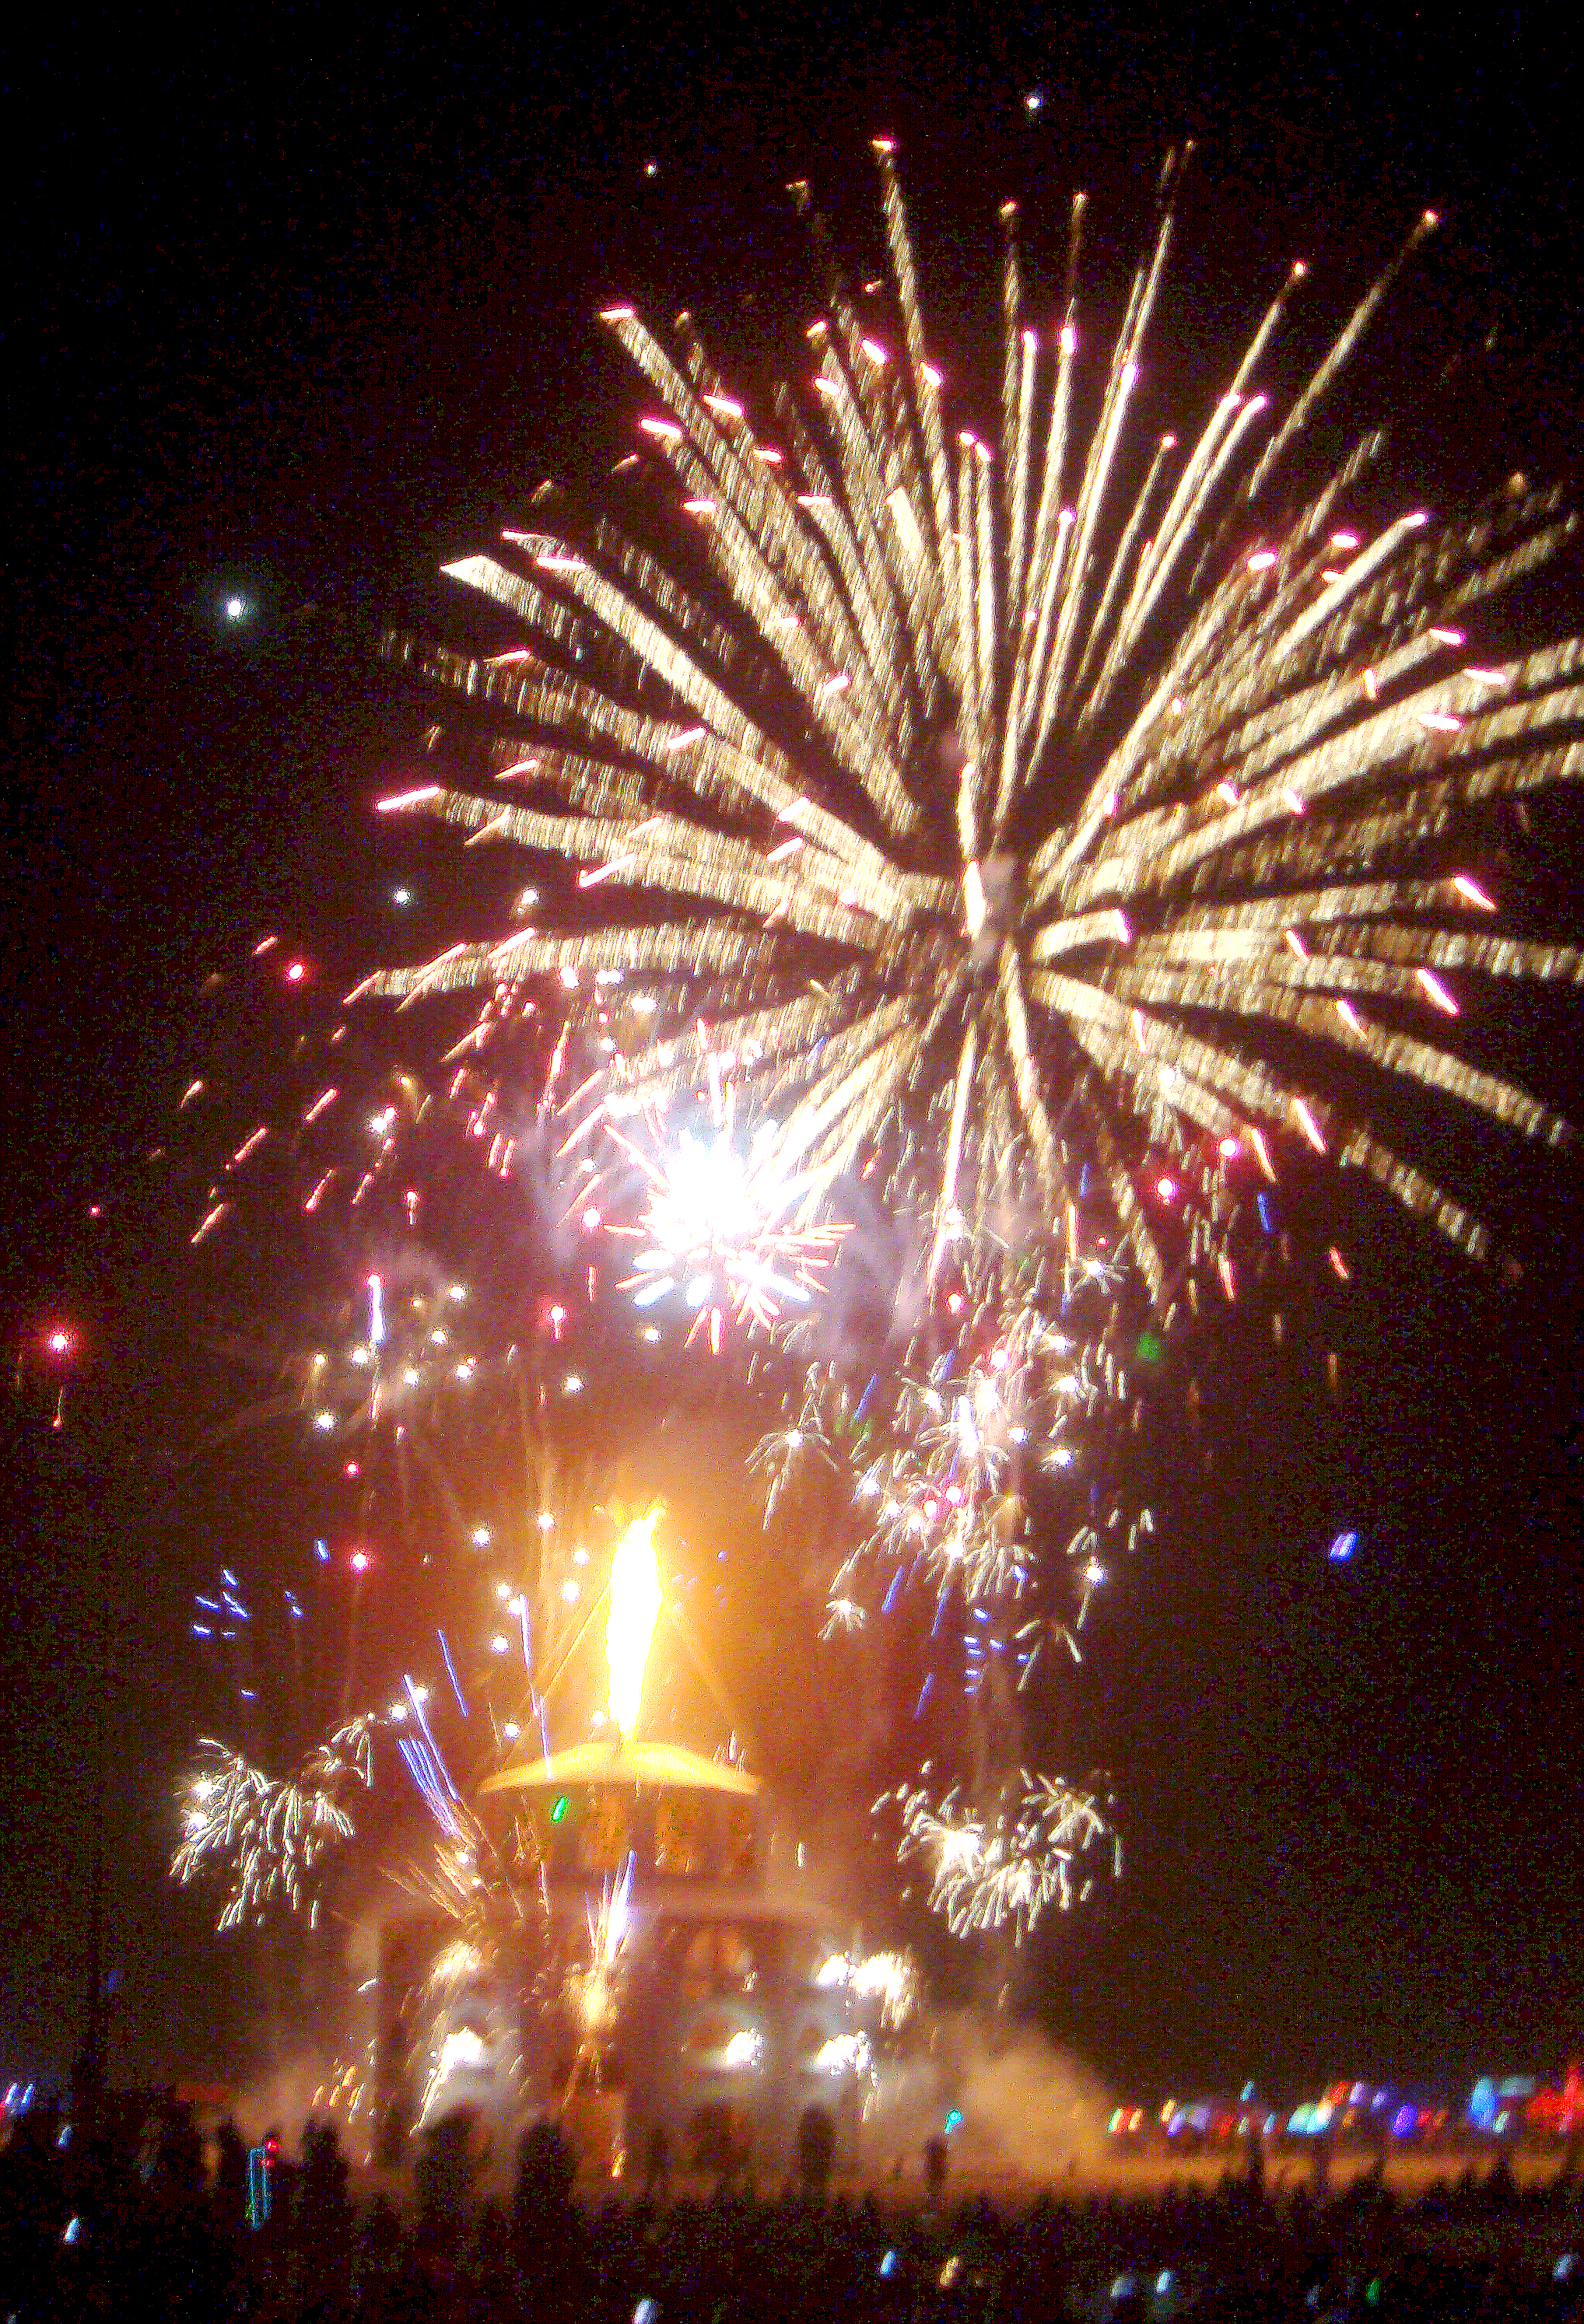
[817, 1944, 922, 2031]
[171, 1716, 377, 1930]
[562, 1858, 636, 2055]
[361, 145, 1580, 1318]
[892, 1768, 1118, 1941]
[762, 1255, 1151, 1676]
[761, 1256, 1146, 1943]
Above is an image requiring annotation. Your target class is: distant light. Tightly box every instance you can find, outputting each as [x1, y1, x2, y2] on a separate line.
[312, 1411, 335, 1432]
[392, 886, 412, 905]
[45, 1324, 75, 1357]
[349, 1549, 370, 1575]
[563, 1373, 583, 1394]
[224, 596, 247, 621]
[471, 1525, 492, 1549]
[1328, 1529, 1359, 1563]
[1023, 88, 1045, 113]
[643, 159, 658, 178]
[285, 960, 307, 984]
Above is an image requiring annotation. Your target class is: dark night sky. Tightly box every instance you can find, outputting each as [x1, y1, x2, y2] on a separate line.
[5, 7, 1582, 2105]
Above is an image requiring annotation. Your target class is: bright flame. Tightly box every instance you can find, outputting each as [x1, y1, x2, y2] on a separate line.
[606, 1508, 663, 1741]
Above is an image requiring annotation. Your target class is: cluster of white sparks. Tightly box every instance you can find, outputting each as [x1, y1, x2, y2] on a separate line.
[892, 1769, 1119, 1943]
[171, 1716, 377, 1930]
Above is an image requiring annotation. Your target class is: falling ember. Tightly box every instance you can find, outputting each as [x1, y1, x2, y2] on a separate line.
[1293, 1099, 1327, 1154]
[606, 1507, 664, 1742]
[1417, 967, 1460, 1015]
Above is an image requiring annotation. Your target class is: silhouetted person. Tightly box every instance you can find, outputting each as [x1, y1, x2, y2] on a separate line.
[795, 2105, 834, 2196]
[415, 2107, 479, 2259]
[212, 2116, 249, 2231]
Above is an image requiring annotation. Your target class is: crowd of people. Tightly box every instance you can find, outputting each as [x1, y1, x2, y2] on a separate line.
[3, 2097, 1582, 2322]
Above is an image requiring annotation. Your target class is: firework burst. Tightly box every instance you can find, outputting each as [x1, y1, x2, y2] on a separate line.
[891, 1766, 1118, 1943]
[583, 1057, 852, 1346]
[362, 145, 1579, 1317]
[764, 1255, 1149, 1670]
[172, 1715, 377, 1930]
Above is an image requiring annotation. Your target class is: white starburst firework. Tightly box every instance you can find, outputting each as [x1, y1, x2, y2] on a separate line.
[359, 145, 1579, 1314]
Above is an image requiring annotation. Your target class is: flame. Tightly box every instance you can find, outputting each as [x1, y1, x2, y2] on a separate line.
[606, 1507, 663, 1741]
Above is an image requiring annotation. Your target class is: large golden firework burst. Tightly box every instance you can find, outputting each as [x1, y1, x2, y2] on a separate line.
[363, 143, 1582, 1309]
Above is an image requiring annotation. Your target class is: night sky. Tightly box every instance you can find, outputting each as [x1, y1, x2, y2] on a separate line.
[5, 9, 1582, 2107]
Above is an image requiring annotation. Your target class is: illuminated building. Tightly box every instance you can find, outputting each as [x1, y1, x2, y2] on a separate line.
[377, 1741, 867, 2175]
